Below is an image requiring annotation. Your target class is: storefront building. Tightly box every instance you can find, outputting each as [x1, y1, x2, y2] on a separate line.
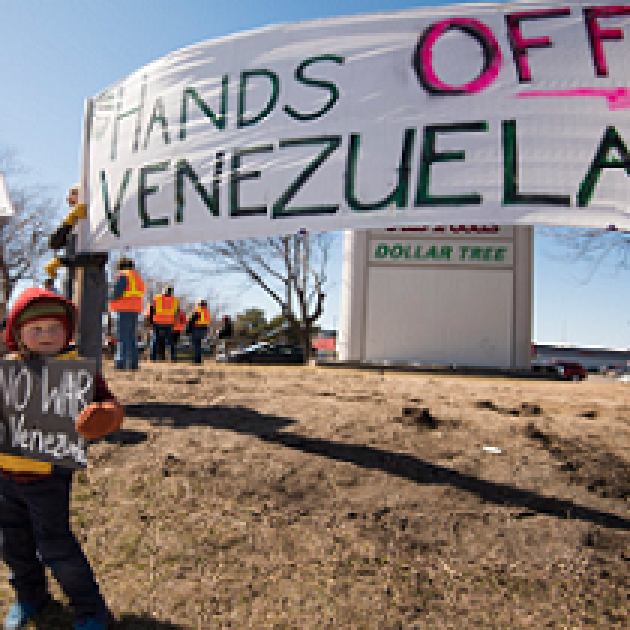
[338, 226, 533, 369]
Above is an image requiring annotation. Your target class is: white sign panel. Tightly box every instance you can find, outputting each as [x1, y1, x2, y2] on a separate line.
[0, 172, 15, 221]
[372, 224, 514, 237]
[86, 1, 630, 251]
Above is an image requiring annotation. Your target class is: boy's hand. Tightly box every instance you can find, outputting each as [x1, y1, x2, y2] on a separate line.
[76, 401, 124, 440]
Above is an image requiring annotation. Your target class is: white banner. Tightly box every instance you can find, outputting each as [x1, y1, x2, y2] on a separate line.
[85, 1, 630, 251]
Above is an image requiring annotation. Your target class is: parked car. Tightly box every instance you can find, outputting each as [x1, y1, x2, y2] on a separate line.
[602, 364, 626, 376]
[531, 358, 554, 373]
[217, 342, 305, 364]
[553, 361, 587, 381]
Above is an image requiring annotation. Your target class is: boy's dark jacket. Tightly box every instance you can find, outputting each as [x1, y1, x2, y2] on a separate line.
[1, 287, 116, 481]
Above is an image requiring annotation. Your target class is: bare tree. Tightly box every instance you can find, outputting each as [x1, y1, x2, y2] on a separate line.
[540, 225, 630, 283]
[170, 231, 335, 361]
[0, 150, 58, 316]
[133, 252, 224, 321]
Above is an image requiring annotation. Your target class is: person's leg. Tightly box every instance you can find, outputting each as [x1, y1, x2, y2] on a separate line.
[117, 312, 130, 370]
[149, 326, 159, 361]
[113, 313, 124, 369]
[163, 324, 169, 360]
[24, 474, 109, 624]
[172, 332, 178, 360]
[193, 329, 202, 364]
[124, 312, 136, 369]
[130, 313, 139, 369]
[0, 477, 51, 609]
[166, 327, 176, 361]
[162, 327, 169, 360]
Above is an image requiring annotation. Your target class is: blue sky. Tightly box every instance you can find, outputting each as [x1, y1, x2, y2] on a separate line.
[1, 0, 629, 349]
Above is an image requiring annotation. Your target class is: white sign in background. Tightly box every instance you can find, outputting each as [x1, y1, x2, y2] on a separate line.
[371, 225, 514, 237]
[85, 1, 630, 251]
[0, 172, 15, 221]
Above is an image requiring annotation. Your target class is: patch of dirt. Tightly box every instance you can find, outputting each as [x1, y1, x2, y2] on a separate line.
[1, 360, 629, 629]
[524, 421, 630, 500]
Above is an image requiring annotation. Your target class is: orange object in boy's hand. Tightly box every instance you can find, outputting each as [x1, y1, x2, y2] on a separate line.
[75, 401, 124, 440]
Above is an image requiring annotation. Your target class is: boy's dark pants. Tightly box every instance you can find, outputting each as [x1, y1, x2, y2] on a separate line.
[0, 472, 108, 620]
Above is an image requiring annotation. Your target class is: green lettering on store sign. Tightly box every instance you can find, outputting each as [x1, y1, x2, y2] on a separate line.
[374, 243, 509, 263]
[375, 244, 389, 258]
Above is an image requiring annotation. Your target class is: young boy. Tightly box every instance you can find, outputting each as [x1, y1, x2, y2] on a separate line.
[1, 287, 124, 630]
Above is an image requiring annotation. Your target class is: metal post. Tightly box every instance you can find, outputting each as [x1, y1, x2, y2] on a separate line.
[65, 252, 109, 372]
[71, 97, 108, 370]
[63, 233, 76, 301]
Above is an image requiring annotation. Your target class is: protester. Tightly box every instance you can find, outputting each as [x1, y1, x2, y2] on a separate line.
[173, 309, 187, 349]
[186, 299, 210, 364]
[43, 278, 59, 295]
[143, 301, 165, 360]
[147, 285, 179, 362]
[108, 256, 146, 370]
[218, 314, 234, 357]
[0, 287, 124, 630]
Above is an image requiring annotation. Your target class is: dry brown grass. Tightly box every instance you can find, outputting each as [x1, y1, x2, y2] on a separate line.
[1, 359, 629, 628]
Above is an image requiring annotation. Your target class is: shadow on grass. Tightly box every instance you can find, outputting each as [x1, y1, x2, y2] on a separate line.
[35, 599, 186, 628]
[123, 402, 630, 531]
[93, 429, 149, 446]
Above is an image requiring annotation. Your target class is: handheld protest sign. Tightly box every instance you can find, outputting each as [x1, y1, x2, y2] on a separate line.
[0, 359, 96, 470]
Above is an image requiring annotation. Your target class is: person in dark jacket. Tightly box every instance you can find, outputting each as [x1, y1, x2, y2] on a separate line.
[218, 315, 233, 340]
[185, 299, 210, 364]
[217, 314, 234, 357]
[1, 287, 121, 630]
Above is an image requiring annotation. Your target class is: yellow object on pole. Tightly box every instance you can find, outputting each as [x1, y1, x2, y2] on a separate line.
[63, 203, 88, 227]
[44, 257, 63, 279]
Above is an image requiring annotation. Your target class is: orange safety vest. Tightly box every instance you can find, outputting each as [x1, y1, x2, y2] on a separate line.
[194, 306, 209, 326]
[152, 294, 179, 326]
[109, 270, 146, 313]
